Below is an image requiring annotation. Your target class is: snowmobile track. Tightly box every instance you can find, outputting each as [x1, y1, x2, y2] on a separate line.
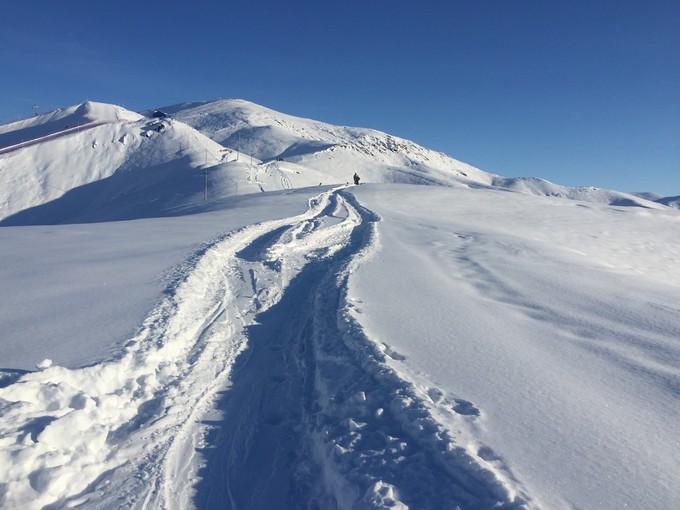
[0, 187, 531, 510]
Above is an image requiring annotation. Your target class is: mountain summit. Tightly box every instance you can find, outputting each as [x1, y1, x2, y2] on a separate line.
[153, 98, 492, 186]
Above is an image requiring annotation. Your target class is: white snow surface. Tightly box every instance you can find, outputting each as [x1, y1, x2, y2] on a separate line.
[349, 185, 680, 509]
[1, 100, 679, 510]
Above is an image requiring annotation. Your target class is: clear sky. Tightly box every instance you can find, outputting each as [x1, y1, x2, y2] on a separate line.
[1, 0, 678, 195]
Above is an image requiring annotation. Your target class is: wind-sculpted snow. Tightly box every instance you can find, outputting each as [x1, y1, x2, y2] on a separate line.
[0, 188, 528, 509]
[346, 185, 680, 509]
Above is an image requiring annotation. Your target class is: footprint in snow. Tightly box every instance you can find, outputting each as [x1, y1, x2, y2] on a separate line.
[382, 344, 406, 361]
[452, 398, 480, 417]
[424, 386, 481, 418]
[477, 446, 501, 461]
[427, 387, 444, 404]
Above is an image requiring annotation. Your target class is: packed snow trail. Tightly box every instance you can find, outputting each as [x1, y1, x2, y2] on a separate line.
[0, 187, 529, 509]
[165, 189, 529, 509]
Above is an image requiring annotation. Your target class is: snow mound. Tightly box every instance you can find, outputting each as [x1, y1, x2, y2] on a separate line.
[491, 176, 670, 209]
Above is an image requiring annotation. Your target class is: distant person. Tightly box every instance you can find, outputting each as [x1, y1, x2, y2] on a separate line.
[353, 173, 360, 185]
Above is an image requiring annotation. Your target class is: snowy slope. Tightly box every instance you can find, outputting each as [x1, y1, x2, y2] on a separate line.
[159, 99, 677, 209]
[153, 99, 494, 187]
[1, 184, 678, 510]
[633, 192, 680, 209]
[657, 194, 680, 209]
[1, 98, 679, 510]
[0, 189, 316, 371]
[349, 185, 680, 509]
[0, 101, 140, 151]
[0, 102, 207, 223]
[490, 176, 670, 209]
[0, 102, 287, 225]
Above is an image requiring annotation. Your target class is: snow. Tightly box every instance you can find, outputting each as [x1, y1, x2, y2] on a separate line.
[0, 102, 141, 149]
[0, 105, 235, 224]
[0, 189, 316, 371]
[156, 99, 493, 188]
[348, 185, 680, 509]
[1, 99, 679, 509]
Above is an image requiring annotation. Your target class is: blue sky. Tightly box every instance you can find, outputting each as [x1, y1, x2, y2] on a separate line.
[1, 1, 678, 195]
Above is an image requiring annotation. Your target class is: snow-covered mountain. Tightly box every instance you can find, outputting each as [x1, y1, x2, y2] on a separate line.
[150, 99, 492, 187]
[160, 98, 675, 208]
[633, 191, 680, 209]
[1, 99, 674, 226]
[0, 101, 226, 224]
[1, 98, 679, 510]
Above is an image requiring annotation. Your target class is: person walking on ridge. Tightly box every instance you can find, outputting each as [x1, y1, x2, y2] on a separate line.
[353, 173, 360, 185]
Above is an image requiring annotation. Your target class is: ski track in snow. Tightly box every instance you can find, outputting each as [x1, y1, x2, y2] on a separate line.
[0, 188, 529, 510]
